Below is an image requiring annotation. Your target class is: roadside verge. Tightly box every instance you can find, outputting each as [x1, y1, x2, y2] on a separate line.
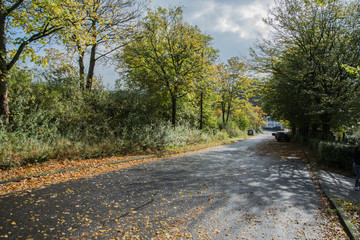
[0, 137, 246, 196]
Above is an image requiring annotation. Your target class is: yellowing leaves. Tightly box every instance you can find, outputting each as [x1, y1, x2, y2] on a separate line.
[0, 155, 158, 195]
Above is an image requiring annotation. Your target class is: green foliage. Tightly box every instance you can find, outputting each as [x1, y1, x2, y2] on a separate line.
[7, 67, 58, 141]
[0, 67, 255, 169]
[0, 67, 70, 166]
[0, 0, 88, 125]
[0, 5, 265, 169]
[257, 0, 360, 140]
[233, 110, 250, 131]
[60, 0, 147, 90]
[224, 121, 245, 138]
[7, 0, 81, 62]
[308, 139, 353, 172]
[217, 58, 253, 126]
[118, 6, 218, 125]
[343, 65, 360, 77]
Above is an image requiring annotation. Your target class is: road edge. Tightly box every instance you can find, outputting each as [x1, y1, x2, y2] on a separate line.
[304, 152, 360, 240]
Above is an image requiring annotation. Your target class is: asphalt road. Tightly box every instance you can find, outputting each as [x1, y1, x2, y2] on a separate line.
[0, 134, 346, 239]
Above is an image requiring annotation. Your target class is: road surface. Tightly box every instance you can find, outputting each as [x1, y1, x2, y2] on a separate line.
[0, 134, 347, 239]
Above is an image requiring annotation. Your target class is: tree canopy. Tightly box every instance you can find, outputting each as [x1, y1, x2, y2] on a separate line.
[255, 0, 360, 139]
[64, 0, 147, 90]
[0, 0, 82, 124]
[0, 3, 267, 167]
[118, 7, 218, 125]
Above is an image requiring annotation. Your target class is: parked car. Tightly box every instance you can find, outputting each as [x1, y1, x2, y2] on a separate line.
[273, 131, 281, 139]
[276, 132, 291, 142]
[248, 129, 254, 136]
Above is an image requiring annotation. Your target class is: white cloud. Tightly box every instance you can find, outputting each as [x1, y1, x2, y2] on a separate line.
[94, 0, 275, 88]
[148, 0, 274, 62]
[187, 1, 270, 40]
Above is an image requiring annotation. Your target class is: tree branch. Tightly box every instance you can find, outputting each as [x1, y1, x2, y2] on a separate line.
[7, 25, 62, 71]
[6, 0, 25, 15]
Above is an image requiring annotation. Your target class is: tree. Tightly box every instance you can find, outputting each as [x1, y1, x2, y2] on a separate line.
[196, 66, 217, 130]
[37, 49, 78, 86]
[256, 0, 360, 139]
[118, 7, 217, 125]
[250, 106, 267, 131]
[218, 57, 252, 126]
[65, 0, 147, 90]
[0, 0, 80, 124]
[261, 57, 313, 136]
[188, 59, 218, 129]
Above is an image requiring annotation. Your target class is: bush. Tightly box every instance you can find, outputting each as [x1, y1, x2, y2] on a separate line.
[307, 139, 354, 173]
[1, 67, 252, 169]
[224, 121, 246, 138]
[164, 121, 213, 148]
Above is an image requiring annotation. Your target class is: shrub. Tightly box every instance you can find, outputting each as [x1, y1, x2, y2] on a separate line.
[306, 138, 354, 173]
[1, 67, 252, 169]
[317, 141, 353, 171]
[224, 121, 246, 138]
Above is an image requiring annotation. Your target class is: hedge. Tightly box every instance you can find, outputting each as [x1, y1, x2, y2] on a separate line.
[308, 139, 354, 172]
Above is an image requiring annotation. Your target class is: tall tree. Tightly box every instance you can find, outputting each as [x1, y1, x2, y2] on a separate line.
[190, 59, 218, 129]
[118, 7, 218, 125]
[66, 0, 147, 90]
[218, 57, 252, 126]
[196, 67, 217, 130]
[255, 0, 360, 139]
[0, 0, 80, 124]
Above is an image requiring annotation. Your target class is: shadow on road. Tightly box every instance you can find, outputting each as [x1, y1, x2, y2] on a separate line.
[0, 134, 347, 239]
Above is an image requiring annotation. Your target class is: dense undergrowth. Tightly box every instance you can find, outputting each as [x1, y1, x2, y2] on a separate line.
[0, 67, 253, 169]
[293, 134, 356, 177]
[0, 121, 246, 169]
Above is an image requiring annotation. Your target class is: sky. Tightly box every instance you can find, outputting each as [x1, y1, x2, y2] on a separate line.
[102, 0, 274, 89]
[149, 0, 273, 61]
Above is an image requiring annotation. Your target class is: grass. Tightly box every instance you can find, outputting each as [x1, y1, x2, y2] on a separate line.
[0, 122, 248, 170]
[0, 135, 247, 196]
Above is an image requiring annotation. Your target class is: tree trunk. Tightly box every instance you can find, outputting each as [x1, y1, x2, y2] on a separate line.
[298, 121, 309, 143]
[291, 125, 296, 135]
[299, 121, 309, 138]
[226, 101, 231, 124]
[321, 123, 332, 140]
[0, 14, 8, 125]
[86, 43, 97, 90]
[78, 50, 85, 90]
[221, 103, 226, 125]
[311, 123, 320, 138]
[321, 113, 332, 140]
[171, 95, 177, 126]
[221, 95, 226, 125]
[0, 79, 9, 125]
[199, 91, 203, 130]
